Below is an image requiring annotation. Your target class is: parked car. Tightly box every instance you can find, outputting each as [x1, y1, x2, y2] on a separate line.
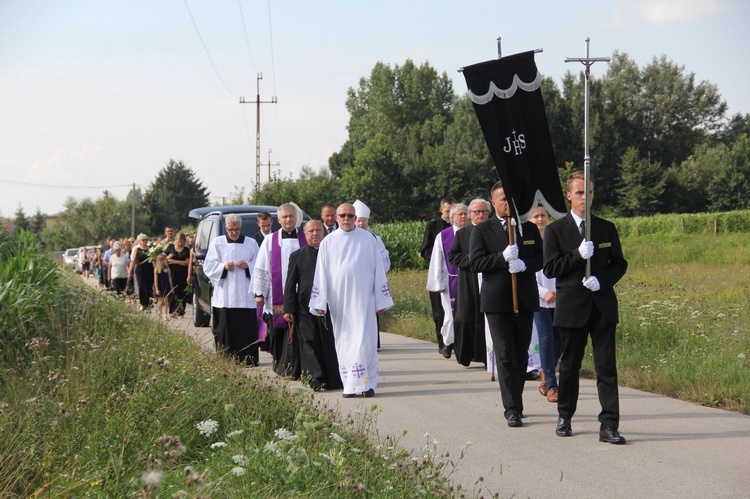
[189, 205, 310, 327]
[62, 248, 79, 270]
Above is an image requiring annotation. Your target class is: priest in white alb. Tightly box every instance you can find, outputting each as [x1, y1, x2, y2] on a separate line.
[310, 202, 393, 398]
[204, 213, 260, 366]
[252, 203, 307, 376]
[426, 203, 468, 359]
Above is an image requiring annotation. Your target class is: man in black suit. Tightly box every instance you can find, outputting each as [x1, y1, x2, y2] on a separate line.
[543, 170, 628, 444]
[252, 211, 273, 247]
[470, 182, 543, 428]
[421, 196, 456, 356]
[321, 204, 339, 236]
[283, 220, 341, 391]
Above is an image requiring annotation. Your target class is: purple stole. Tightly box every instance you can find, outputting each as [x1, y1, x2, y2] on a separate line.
[270, 229, 307, 329]
[440, 226, 458, 310]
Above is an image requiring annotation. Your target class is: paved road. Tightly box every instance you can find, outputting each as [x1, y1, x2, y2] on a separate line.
[141, 295, 750, 498]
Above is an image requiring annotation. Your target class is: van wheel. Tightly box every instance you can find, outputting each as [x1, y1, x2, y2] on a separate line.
[192, 290, 211, 327]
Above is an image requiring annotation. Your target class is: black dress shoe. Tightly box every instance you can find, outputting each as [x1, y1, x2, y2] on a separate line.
[556, 417, 572, 437]
[364, 389, 375, 398]
[599, 428, 626, 444]
[442, 345, 453, 359]
[507, 414, 523, 427]
[525, 369, 541, 381]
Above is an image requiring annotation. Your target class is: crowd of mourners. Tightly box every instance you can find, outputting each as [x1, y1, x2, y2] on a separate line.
[79, 226, 195, 321]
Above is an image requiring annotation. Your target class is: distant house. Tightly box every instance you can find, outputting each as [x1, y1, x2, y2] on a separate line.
[2, 220, 15, 233]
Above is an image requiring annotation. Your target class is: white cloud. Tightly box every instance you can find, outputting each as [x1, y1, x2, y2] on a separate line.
[609, 0, 728, 27]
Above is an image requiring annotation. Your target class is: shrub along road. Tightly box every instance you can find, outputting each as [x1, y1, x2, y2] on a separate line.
[147, 296, 750, 498]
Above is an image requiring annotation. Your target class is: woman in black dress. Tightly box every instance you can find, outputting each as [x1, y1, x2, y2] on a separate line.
[128, 233, 153, 311]
[165, 232, 191, 317]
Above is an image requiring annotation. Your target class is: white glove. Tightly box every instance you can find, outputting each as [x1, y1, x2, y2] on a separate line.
[503, 244, 518, 262]
[582, 276, 600, 291]
[508, 259, 526, 274]
[578, 240, 594, 260]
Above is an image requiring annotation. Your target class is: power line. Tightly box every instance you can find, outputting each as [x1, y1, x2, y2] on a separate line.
[0, 178, 134, 189]
[266, 0, 282, 168]
[237, 0, 258, 74]
[183, 0, 237, 97]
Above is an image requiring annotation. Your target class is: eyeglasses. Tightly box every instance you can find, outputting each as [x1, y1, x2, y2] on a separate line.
[470, 210, 490, 215]
[226, 227, 241, 233]
[337, 213, 356, 219]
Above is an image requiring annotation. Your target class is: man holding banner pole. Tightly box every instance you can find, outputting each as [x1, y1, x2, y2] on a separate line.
[470, 181, 543, 427]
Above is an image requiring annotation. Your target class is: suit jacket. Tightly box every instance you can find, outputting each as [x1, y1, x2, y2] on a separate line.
[543, 213, 627, 328]
[469, 217, 543, 314]
[283, 245, 319, 315]
[252, 231, 267, 248]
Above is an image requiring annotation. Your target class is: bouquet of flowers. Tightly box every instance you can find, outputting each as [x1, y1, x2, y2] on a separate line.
[148, 240, 167, 261]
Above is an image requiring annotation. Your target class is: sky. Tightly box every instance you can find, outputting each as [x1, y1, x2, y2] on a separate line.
[1, 0, 748, 218]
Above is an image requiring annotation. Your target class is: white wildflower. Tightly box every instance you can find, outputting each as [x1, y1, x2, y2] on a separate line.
[230, 466, 246, 476]
[232, 454, 248, 466]
[264, 441, 282, 457]
[210, 442, 228, 449]
[274, 428, 298, 442]
[319, 452, 334, 464]
[227, 429, 244, 439]
[195, 419, 219, 437]
[330, 432, 346, 444]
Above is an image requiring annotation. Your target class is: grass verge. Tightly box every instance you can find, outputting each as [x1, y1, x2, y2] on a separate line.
[1, 271, 474, 497]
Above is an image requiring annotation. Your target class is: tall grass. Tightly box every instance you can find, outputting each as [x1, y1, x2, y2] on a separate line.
[0, 237, 471, 497]
[381, 232, 750, 414]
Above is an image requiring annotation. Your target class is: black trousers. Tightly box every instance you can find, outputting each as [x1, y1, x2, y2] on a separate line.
[429, 291, 445, 349]
[212, 307, 259, 366]
[557, 306, 620, 429]
[485, 311, 533, 419]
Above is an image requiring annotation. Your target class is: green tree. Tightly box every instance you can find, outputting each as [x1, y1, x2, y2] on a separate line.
[29, 209, 47, 235]
[12, 207, 29, 233]
[249, 166, 341, 216]
[666, 143, 726, 213]
[143, 160, 209, 234]
[708, 134, 750, 211]
[338, 134, 405, 222]
[421, 95, 496, 206]
[617, 147, 667, 216]
[331, 60, 455, 219]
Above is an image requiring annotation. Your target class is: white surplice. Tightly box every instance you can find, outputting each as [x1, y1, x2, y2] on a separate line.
[251, 229, 303, 315]
[309, 227, 393, 395]
[425, 227, 459, 346]
[204, 235, 259, 309]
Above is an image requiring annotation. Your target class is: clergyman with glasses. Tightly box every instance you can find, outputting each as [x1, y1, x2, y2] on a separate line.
[203, 214, 260, 366]
[310, 203, 393, 399]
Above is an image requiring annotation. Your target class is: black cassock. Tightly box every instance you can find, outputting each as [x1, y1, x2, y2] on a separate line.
[283, 245, 342, 389]
[448, 224, 487, 366]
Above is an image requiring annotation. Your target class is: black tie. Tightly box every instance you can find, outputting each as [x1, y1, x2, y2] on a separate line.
[579, 220, 585, 238]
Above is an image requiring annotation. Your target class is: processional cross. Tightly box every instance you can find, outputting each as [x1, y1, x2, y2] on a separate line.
[565, 38, 610, 278]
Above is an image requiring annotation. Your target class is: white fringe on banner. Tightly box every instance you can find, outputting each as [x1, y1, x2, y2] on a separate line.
[469, 71, 542, 104]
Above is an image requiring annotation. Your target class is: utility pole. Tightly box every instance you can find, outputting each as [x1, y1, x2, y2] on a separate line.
[263, 148, 280, 182]
[239, 73, 277, 189]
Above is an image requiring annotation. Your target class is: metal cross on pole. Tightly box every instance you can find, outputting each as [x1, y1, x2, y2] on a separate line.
[565, 37, 609, 278]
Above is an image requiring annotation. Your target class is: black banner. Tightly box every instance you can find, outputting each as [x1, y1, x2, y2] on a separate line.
[462, 51, 567, 220]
